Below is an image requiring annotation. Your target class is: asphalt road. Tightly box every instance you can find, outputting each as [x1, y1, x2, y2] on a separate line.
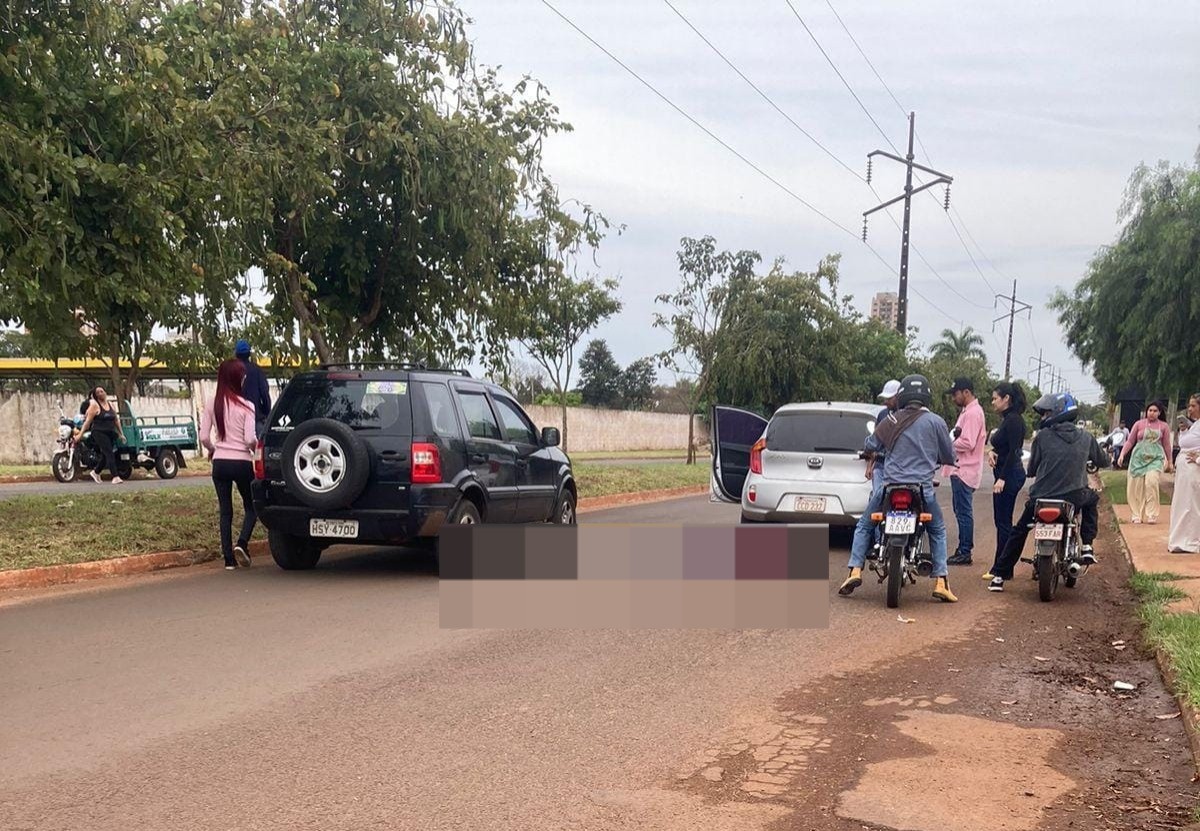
[1, 489, 1191, 830]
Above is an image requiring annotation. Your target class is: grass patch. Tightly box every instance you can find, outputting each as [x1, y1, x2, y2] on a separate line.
[0, 487, 260, 571]
[574, 461, 710, 499]
[0, 462, 710, 571]
[1099, 469, 1172, 505]
[0, 456, 210, 481]
[1130, 571, 1200, 711]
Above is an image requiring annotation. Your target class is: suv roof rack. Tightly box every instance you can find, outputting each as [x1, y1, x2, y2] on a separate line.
[318, 361, 471, 377]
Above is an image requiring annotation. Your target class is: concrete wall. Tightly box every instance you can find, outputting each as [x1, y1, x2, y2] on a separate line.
[524, 405, 705, 453]
[0, 389, 701, 463]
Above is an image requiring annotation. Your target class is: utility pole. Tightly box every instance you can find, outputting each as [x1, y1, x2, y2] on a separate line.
[1029, 350, 1053, 392]
[862, 112, 954, 335]
[992, 279, 1032, 380]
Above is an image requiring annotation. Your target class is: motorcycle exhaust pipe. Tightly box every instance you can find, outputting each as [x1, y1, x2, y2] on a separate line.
[1067, 562, 1083, 577]
[916, 559, 933, 577]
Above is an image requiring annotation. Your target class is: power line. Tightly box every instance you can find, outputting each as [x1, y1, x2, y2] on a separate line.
[661, 0, 990, 313]
[536, 0, 859, 239]
[821, 0, 907, 117]
[782, 0, 899, 155]
[660, 0, 863, 183]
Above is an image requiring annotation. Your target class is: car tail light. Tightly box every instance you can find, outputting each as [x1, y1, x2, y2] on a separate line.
[747, 484, 757, 503]
[889, 489, 913, 511]
[1036, 506, 1061, 523]
[411, 442, 441, 483]
[253, 440, 265, 480]
[749, 438, 766, 475]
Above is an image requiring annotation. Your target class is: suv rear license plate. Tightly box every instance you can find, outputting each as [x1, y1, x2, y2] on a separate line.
[310, 519, 359, 539]
[1034, 523, 1063, 541]
[885, 513, 917, 535]
[793, 496, 826, 513]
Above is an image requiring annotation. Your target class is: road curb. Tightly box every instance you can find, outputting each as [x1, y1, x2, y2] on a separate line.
[1099, 486, 1200, 777]
[0, 540, 272, 592]
[0, 486, 710, 592]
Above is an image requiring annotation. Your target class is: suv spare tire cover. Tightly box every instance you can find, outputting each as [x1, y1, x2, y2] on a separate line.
[280, 418, 372, 510]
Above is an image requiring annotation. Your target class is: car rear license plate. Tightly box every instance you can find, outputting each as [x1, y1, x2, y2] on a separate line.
[310, 519, 359, 539]
[885, 513, 917, 535]
[1034, 523, 1063, 541]
[794, 496, 827, 513]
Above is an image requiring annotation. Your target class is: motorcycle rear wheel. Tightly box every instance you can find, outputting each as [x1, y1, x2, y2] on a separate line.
[885, 542, 905, 608]
[1037, 546, 1059, 602]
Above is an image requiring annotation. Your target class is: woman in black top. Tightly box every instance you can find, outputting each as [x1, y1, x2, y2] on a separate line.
[79, 386, 126, 484]
[986, 381, 1028, 577]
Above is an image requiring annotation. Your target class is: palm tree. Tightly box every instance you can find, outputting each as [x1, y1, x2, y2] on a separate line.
[931, 327, 989, 363]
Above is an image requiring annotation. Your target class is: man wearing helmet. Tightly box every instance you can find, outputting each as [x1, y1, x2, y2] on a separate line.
[840, 374, 960, 603]
[987, 391, 1109, 592]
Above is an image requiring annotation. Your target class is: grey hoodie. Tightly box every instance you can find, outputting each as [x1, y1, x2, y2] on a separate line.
[1027, 422, 1108, 499]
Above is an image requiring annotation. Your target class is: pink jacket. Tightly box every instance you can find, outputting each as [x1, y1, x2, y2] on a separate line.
[200, 395, 257, 462]
[942, 398, 988, 489]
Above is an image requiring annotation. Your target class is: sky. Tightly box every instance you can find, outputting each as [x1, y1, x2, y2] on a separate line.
[457, 0, 1200, 402]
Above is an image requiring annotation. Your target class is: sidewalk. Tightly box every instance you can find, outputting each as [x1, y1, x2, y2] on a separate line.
[1112, 503, 1200, 613]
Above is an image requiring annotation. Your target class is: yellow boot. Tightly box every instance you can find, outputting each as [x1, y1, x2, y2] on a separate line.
[838, 567, 863, 596]
[932, 576, 958, 603]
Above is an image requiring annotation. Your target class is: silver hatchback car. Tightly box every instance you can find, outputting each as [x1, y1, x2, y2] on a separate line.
[710, 402, 879, 525]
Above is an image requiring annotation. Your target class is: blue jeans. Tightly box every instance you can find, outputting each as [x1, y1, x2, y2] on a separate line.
[950, 476, 975, 556]
[848, 484, 949, 577]
[991, 466, 1027, 569]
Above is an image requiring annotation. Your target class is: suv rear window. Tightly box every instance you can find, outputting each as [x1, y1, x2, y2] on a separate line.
[273, 377, 413, 433]
[766, 411, 873, 453]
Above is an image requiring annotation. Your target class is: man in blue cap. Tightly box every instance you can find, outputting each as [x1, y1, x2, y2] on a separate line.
[235, 339, 272, 439]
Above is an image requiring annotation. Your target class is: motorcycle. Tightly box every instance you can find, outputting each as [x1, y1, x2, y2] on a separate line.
[1023, 462, 1097, 602]
[868, 483, 935, 608]
[51, 408, 88, 483]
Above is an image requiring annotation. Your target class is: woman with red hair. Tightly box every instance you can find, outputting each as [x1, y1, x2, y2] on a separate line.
[200, 359, 259, 570]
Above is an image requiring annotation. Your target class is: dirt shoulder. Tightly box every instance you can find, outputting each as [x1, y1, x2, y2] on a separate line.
[671, 536, 1199, 830]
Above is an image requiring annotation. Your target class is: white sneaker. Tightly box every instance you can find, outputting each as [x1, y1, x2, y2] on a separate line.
[112, 477, 124, 485]
[89, 470, 102, 484]
[233, 545, 251, 568]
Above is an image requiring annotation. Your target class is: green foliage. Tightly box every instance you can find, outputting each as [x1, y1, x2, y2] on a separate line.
[0, 0, 246, 398]
[930, 327, 989, 364]
[535, 390, 582, 407]
[0, 330, 32, 358]
[619, 357, 657, 411]
[578, 339, 623, 408]
[1052, 157, 1200, 398]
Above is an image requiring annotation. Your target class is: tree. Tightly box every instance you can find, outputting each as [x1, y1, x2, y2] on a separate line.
[651, 378, 698, 414]
[930, 327, 989, 365]
[500, 356, 549, 405]
[174, 0, 587, 368]
[516, 277, 621, 451]
[1052, 156, 1200, 412]
[0, 0, 245, 400]
[654, 236, 761, 463]
[619, 357, 657, 410]
[577, 339, 623, 408]
[0, 330, 32, 358]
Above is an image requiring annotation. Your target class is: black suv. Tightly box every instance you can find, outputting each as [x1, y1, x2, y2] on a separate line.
[251, 364, 577, 570]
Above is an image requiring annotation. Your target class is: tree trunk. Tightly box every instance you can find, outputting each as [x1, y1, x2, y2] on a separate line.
[686, 411, 695, 465]
[560, 396, 568, 454]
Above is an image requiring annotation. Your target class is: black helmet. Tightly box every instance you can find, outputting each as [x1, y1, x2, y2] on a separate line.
[897, 374, 933, 409]
[1032, 391, 1079, 427]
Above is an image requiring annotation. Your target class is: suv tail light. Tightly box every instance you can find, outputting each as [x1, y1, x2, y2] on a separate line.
[889, 489, 914, 511]
[253, 440, 265, 480]
[749, 438, 766, 474]
[411, 442, 441, 483]
[1036, 506, 1062, 523]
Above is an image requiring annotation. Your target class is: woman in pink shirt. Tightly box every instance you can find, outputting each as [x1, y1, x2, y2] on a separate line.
[1118, 401, 1175, 524]
[201, 359, 259, 569]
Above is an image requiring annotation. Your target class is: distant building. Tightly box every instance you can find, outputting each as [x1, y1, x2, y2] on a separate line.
[870, 292, 899, 329]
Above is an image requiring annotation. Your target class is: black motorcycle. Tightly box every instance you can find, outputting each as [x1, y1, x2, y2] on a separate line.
[868, 483, 934, 608]
[1024, 498, 1086, 602]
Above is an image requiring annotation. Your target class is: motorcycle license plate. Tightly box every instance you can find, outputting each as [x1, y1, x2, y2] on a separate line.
[310, 519, 359, 539]
[1034, 523, 1063, 541]
[885, 513, 917, 535]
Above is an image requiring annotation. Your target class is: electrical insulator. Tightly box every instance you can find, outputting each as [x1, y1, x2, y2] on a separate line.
[943, 184, 951, 211]
[866, 157, 873, 184]
[861, 217, 868, 242]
